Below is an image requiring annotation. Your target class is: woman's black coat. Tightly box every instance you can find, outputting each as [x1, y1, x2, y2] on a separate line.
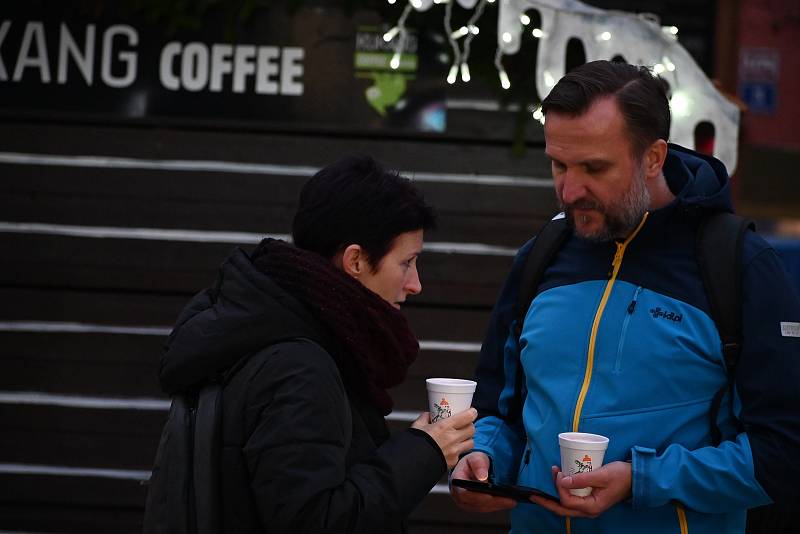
[160, 248, 446, 533]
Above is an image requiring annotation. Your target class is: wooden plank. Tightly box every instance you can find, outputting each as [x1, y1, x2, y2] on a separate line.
[0, 355, 163, 397]
[0, 164, 553, 217]
[0, 285, 493, 340]
[0, 288, 188, 326]
[1, 405, 162, 469]
[0, 474, 146, 507]
[0, 233, 513, 306]
[0, 342, 477, 400]
[0, 191, 547, 249]
[2, 331, 164, 364]
[0, 122, 550, 177]
[0, 168, 555, 249]
[0, 504, 145, 534]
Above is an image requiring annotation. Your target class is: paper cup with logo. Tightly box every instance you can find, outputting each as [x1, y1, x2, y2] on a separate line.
[558, 432, 610, 496]
[426, 378, 477, 423]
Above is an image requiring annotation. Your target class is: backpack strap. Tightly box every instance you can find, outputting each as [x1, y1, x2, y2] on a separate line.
[696, 211, 754, 445]
[165, 395, 193, 534]
[194, 383, 223, 534]
[505, 216, 570, 423]
[515, 216, 571, 338]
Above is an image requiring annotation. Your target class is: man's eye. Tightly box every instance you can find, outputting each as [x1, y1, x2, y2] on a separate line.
[585, 164, 608, 174]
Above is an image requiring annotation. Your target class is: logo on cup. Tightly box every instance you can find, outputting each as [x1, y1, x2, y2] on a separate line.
[432, 397, 452, 423]
[575, 454, 593, 474]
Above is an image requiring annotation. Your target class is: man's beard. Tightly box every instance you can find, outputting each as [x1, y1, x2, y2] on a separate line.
[560, 167, 650, 242]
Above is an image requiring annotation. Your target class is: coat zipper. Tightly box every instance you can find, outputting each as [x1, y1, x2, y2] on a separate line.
[570, 213, 648, 433]
[565, 213, 649, 534]
[613, 286, 643, 373]
[676, 504, 689, 534]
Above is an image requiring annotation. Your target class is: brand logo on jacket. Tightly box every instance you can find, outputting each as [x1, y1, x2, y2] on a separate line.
[650, 307, 682, 322]
[781, 322, 800, 338]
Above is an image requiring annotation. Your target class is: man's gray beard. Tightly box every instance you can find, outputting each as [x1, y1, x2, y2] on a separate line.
[561, 168, 650, 243]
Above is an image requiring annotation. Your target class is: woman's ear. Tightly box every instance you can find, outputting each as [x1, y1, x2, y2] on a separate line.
[341, 244, 365, 279]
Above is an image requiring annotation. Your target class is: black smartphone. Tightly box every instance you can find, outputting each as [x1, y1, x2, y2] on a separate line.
[451, 478, 560, 503]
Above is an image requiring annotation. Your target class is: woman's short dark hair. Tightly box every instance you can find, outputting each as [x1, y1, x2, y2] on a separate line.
[292, 155, 437, 268]
[541, 60, 671, 159]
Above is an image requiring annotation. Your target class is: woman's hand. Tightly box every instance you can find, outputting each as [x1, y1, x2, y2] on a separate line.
[411, 408, 477, 469]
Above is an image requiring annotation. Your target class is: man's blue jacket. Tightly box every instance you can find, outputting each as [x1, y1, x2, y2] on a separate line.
[472, 145, 800, 533]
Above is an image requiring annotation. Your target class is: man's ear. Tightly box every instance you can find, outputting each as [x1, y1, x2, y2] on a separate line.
[644, 139, 668, 180]
[341, 244, 365, 279]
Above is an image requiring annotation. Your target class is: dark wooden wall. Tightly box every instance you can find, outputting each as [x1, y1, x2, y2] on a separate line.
[0, 121, 557, 533]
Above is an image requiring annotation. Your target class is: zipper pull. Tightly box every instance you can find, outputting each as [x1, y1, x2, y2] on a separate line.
[627, 286, 643, 314]
[524, 448, 531, 464]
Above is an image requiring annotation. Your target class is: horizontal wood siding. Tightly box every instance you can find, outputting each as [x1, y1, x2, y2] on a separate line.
[0, 121, 555, 532]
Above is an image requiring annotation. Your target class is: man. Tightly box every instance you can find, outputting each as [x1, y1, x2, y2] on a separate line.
[449, 60, 800, 533]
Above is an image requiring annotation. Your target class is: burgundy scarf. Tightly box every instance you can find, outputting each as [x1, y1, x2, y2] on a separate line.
[252, 239, 419, 415]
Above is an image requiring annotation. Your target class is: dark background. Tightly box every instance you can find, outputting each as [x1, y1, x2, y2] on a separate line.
[1, 1, 797, 532]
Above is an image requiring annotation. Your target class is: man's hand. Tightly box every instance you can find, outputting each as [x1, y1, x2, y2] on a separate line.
[529, 462, 632, 518]
[448, 452, 517, 513]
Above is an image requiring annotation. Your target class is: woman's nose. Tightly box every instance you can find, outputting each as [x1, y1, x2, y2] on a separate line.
[405, 266, 422, 295]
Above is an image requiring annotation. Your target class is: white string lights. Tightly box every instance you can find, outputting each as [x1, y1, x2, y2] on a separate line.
[383, 3, 415, 71]
[384, 0, 740, 172]
[496, 0, 740, 171]
[386, 0, 489, 85]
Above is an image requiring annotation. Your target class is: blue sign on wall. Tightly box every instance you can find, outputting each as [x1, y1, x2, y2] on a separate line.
[740, 82, 777, 114]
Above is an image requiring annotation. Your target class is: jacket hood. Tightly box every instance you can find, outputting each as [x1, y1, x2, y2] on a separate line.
[663, 143, 733, 213]
[159, 247, 326, 394]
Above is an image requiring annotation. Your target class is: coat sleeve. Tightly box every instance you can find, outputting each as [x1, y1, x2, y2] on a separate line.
[242, 340, 446, 534]
[471, 239, 534, 483]
[631, 238, 800, 511]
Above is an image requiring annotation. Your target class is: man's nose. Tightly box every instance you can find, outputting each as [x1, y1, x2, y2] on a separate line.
[559, 173, 588, 205]
[405, 266, 422, 295]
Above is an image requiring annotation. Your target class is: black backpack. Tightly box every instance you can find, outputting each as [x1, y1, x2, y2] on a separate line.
[142, 337, 323, 534]
[513, 212, 788, 533]
[142, 383, 223, 534]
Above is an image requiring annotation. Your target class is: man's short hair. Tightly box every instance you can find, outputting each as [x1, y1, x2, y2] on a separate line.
[292, 155, 437, 268]
[541, 60, 671, 158]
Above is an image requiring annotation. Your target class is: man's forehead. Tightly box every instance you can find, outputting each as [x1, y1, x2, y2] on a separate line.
[544, 143, 613, 165]
[544, 97, 624, 135]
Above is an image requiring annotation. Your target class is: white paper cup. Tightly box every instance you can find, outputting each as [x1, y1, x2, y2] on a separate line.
[426, 378, 477, 423]
[558, 432, 610, 496]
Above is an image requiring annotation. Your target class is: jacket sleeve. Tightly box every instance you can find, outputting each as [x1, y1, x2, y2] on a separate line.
[471, 238, 534, 483]
[631, 239, 800, 511]
[242, 340, 446, 534]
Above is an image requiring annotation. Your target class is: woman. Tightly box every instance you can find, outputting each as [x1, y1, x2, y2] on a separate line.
[157, 155, 476, 533]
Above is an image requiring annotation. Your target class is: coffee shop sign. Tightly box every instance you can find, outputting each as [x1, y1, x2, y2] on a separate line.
[0, 20, 305, 95]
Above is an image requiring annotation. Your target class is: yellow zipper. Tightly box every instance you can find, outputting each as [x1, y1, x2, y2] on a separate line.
[676, 504, 689, 534]
[570, 212, 649, 432]
[564, 213, 648, 534]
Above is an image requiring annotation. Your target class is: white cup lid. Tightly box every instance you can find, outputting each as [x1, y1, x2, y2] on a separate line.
[558, 432, 609, 450]
[426, 378, 477, 393]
